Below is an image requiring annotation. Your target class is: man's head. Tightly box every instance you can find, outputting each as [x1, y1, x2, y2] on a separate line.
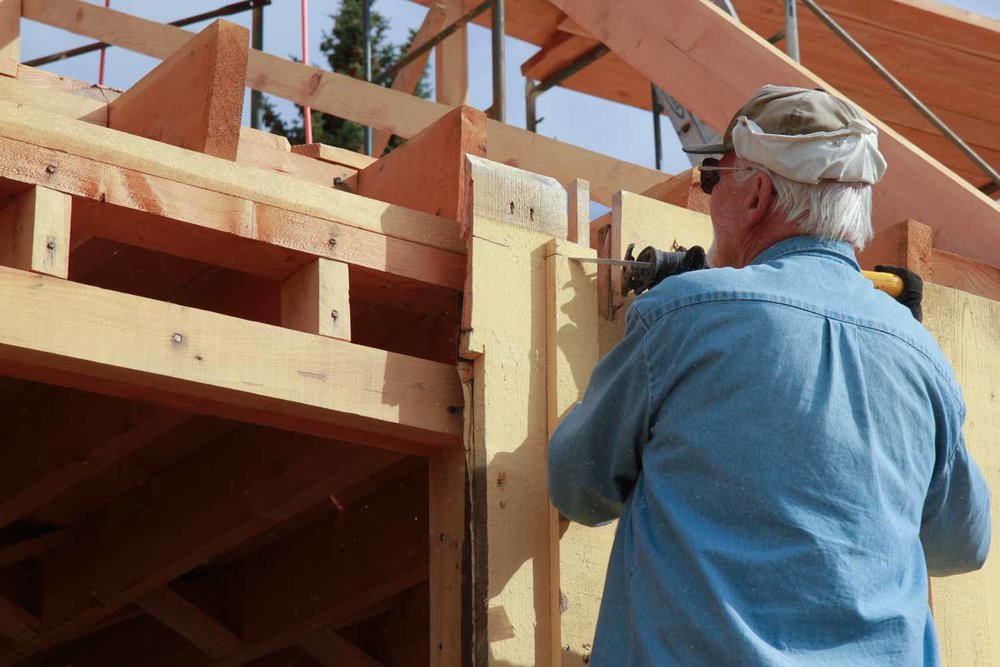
[684, 85, 887, 268]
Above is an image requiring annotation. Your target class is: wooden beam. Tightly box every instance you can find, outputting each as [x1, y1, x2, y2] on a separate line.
[0, 185, 71, 278]
[549, 0, 1000, 267]
[358, 105, 487, 224]
[108, 20, 248, 159]
[0, 596, 37, 642]
[436, 0, 469, 107]
[300, 628, 381, 667]
[20, 0, 666, 205]
[932, 250, 1000, 303]
[0, 266, 463, 452]
[0, 100, 464, 255]
[372, 2, 447, 157]
[640, 168, 710, 215]
[137, 587, 240, 659]
[13, 430, 403, 664]
[429, 448, 465, 667]
[0, 0, 18, 63]
[281, 259, 352, 341]
[291, 144, 377, 171]
[566, 178, 589, 244]
[0, 532, 65, 570]
[856, 219, 933, 277]
[237, 134, 356, 188]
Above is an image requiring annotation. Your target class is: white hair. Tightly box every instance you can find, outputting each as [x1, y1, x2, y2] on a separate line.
[734, 158, 874, 249]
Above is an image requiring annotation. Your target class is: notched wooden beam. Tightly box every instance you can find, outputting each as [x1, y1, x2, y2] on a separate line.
[108, 19, 249, 159]
[0, 185, 71, 278]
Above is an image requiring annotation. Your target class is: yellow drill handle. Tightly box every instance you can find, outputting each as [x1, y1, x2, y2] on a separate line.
[862, 270, 905, 298]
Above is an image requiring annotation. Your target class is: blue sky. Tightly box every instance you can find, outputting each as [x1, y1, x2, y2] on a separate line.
[20, 0, 1000, 177]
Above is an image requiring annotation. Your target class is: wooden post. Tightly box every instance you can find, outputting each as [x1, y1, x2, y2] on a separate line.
[435, 0, 469, 107]
[280, 258, 352, 341]
[108, 20, 249, 159]
[856, 219, 933, 278]
[566, 179, 589, 244]
[0, 185, 71, 278]
[429, 447, 465, 667]
[0, 0, 19, 63]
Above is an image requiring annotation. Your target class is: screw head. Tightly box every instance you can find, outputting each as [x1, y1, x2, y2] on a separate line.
[45, 164, 57, 174]
[330, 310, 339, 320]
[172, 333, 184, 343]
[328, 238, 338, 247]
[46, 240, 57, 250]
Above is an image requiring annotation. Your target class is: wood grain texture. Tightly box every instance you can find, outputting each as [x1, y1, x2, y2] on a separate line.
[435, 0, 469, 107]
[0, 185, 71, 278]
[857, 219, 933, 277]
[0, 0, 19, 62]
[566, 179, 589, 244]
[21, 0, 664, 205]
[549, 0, 1000, 266]
[0, 265, 463, 451]
[281, 259, 352, 341]
[291, 143, 378, 170]
[932, 250, 1000, 303]
[545, 238, 602, 667]
[108, 20, 248, 159]
[924, 285, 1000, 666]
[429, 446, 466, 667]
[359, 105, 487, 222]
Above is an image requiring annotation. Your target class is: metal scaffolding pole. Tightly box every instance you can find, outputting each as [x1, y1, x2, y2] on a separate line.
[25, 0, 272, 68]
[785, 0, 800, 62]
[801, 0, 1000, 192]
[651, 84, 663, 171]
[250, 2, 265, 129]
[491, 0, 506, 122]
[362, 0, 372, 155]
[524, 44, 610, 132]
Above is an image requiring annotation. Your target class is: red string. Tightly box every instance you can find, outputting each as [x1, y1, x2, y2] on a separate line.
[301, 0, 313, 144]
[98, 0, 110, 85]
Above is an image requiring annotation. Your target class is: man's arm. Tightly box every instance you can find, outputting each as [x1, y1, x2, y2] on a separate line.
[548, 307, 651, 526]
[921, 400, 991, 576]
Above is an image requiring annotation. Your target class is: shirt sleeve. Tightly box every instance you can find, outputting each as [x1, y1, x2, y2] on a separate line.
[547, 306, 651, 526]
[920, 397, 992, 576]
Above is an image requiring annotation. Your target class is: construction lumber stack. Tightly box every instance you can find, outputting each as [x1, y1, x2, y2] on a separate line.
[0, 1, 996, 666]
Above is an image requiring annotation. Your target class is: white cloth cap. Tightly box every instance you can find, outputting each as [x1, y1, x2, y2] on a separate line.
[731, 116, 887, 185]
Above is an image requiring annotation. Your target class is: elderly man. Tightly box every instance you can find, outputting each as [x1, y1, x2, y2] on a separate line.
[547, 85, 991, 666]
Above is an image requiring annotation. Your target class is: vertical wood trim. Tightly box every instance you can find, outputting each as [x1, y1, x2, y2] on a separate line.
[435, 0, 468, 107]
[429, 447, 466, 666]
[280, 258, 351, 341]
[0, 0, 19, 63]
[566, 179, 589, 245]
[0, 185, 71, 278]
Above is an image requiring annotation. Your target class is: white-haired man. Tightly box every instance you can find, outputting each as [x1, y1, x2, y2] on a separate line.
[547, 85, 990, 666]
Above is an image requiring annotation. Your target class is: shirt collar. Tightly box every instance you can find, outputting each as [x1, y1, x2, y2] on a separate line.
[749, 236, 860, 270]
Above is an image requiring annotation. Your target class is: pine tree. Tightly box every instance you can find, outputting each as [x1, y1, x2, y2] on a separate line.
[260, 0, 430, 154]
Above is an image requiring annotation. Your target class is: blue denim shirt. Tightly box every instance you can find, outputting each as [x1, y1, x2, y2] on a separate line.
[548, 236, 991, 666]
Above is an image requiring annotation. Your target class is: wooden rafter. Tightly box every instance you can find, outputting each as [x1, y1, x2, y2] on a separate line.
[137, 587, 240, 659]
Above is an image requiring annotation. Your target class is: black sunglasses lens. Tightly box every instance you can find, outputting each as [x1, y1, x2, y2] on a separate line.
[699, 158, 722, 195]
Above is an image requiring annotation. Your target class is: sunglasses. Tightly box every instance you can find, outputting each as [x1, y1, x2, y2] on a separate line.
[699, 157, 755, 195]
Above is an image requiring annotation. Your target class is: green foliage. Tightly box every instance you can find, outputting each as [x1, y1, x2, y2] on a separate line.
[259, 0, 431, 154]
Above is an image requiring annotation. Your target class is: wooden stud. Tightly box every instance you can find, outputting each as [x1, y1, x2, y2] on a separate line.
[108, 20, 249, 160]
[548, 0, 1000, 268]
[137, 587, 240, 659]
[291, 143, 377, 170]
[20, 0, 666, 205]
[0, 266, 463, 452]
[358, 105, 488, 223]
[0, 185, 71, 278]
[0, 0, 19, 63]
[372, 3, 447, 157]
[300, 628, 382, 667]
[281, 259, 352, 342]
[429, 448, 465, 667]
[566, 178, 589, 244]
[435, 0, 469, 107]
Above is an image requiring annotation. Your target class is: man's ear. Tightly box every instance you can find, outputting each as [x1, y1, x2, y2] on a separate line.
[743, 171, 774, 228]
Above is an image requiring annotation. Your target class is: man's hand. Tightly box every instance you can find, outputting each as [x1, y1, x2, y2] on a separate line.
[875, 265, 924, 322]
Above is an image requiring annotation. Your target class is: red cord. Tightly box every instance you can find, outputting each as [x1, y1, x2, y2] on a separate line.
[98, 0, 110, 85]
[301, 0, 313, 144]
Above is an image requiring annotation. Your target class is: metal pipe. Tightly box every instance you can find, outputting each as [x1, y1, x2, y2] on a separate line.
[534, 44, 609, 95]
[802, 0, 1000, 190]
[785, 0, 800, 62]
[651, 84, 663, 171]
[301, 0, 312, 145]
[25, 0, 272, 68]
[525, 80, 538, 132]
[376, 0, 491, 85]
[250, 2, 264, 129]
[491, 0, 505, 122]
[362, 0, 372, 154]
